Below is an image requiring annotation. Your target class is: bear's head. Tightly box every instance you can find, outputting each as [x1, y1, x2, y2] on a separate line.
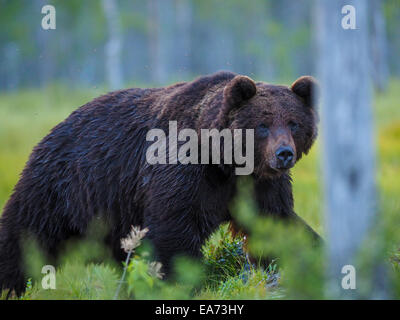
[220, 74, 319, 178]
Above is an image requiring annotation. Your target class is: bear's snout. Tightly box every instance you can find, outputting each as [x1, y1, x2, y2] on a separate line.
[275, 146, 294, 169]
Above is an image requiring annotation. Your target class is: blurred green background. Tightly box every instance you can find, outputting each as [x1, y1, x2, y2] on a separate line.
[1, 0, 399, 89]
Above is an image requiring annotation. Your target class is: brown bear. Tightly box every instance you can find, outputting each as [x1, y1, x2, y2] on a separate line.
[0, 71, 320, 296]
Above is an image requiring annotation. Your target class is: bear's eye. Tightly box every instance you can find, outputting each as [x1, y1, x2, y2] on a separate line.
[257, 124, 269, 137]
[288, 121, 299, 132]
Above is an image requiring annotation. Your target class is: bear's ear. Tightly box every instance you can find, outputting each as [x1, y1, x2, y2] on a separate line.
[223, 75, 257, 109]
[291, 76, 319, 109]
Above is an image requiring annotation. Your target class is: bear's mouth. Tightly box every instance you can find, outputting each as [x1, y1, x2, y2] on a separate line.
[271, 159, 296, 173]
[276, 163, 294, 171]
[272, 167, 289, 174]
[266, 166, 290, 176]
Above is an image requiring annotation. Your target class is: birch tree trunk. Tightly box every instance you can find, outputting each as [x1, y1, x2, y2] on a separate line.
[102, 0, 123, 90]
[316, 0, 382, 298]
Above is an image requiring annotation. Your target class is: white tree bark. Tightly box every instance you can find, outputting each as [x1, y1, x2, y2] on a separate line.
[316, 0, 382, 298]
[102, 0, 123, 90]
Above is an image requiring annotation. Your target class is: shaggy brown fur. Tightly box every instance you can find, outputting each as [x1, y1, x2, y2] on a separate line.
[0, 71, 320, 296]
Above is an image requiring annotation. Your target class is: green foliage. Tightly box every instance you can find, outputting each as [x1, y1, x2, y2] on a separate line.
[125, 252, 205, 300]
[202, 224, 249, 287]
[126, 258, 160, 297]
[198, 266, 284, 300]
[229, 177, 324, 299]
[24, 263, 120, 300]
[16, 220, 120, 300]
[200, 215, 284, 299]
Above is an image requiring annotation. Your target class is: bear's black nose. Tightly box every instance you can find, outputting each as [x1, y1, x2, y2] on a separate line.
[276, 146, 294, 168]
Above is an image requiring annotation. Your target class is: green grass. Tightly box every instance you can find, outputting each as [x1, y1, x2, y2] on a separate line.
[0, 80, 400, 299]
[0, 85, 105, 209]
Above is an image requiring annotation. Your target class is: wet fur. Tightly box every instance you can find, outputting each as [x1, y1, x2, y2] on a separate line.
[0, 71, 319, 296]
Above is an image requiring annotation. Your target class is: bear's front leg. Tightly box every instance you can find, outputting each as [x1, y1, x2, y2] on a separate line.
[254, 174, 322, 244]
[143, 206, 206, 277]
[229, 175, 322, 270]
[140, 164, 232, 277]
